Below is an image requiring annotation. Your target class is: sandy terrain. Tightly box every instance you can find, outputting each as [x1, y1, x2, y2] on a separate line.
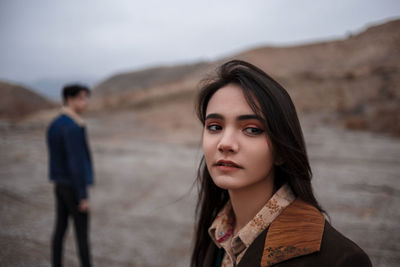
[0, 109, 399, 267]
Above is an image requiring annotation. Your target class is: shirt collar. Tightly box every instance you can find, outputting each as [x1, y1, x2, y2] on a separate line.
[61, 106, 85, 127]
[208, 184, 296, 253]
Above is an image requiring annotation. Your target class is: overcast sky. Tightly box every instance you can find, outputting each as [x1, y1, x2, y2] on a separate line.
[0, 0, 399, 92]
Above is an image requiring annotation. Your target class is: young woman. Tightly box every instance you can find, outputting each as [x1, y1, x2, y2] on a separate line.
[191, 60, 371, 267]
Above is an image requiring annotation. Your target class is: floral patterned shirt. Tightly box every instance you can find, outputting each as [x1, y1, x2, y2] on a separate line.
[208, 184, 295, 267]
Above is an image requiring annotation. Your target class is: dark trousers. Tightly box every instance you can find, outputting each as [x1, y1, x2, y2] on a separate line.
[52, 184, 91, 267]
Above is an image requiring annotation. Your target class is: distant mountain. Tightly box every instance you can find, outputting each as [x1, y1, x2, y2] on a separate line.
[92, 19, 400, 137]
[0, 81, 55, 119]
[93, 62, 209, 96]
[29, 76, 99, 101]
[28, 79, 63, 101]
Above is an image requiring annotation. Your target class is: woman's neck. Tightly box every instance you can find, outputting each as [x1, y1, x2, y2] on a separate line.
[229, 177, 275, 235]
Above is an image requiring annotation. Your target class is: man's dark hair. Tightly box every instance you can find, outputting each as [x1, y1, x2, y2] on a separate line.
[62, 84, 91, 104]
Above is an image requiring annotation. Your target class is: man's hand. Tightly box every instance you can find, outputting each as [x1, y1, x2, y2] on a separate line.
[78, 199, 90, 212]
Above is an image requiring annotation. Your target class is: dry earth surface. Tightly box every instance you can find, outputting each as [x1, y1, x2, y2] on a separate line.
[0, 107, 399, 267]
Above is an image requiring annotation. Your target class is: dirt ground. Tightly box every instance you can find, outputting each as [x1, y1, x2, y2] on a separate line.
[0, 109, 399, 267]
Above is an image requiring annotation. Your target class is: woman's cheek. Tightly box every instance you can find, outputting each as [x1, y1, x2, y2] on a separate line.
[202, 137, 215, 164]
[250, 140, 274, 169]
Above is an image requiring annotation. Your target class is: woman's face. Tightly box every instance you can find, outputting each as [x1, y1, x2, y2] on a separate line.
[202, 83, 275, 191]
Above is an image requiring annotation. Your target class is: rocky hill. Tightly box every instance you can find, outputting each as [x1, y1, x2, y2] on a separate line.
[94, 62, 209, 96]
[92, 19, 400, 137]
[0, 81, 55, 120]
[233, 19, 400, 135]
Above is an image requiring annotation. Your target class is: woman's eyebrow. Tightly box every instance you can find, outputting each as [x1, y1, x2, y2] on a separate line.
[205, 113, 263, 122]
[237, 114, 263, 122]
[205, 113, 224, 120]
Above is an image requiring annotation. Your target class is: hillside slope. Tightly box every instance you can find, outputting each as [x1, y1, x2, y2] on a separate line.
[92, 19, 400, 136]
[0, 81, 55, 120]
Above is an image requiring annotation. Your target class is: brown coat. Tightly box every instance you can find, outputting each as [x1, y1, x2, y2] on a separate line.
[203, 198, 372, 267]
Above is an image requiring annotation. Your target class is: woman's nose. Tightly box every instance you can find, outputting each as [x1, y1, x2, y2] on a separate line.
[217, 130, 238, 153]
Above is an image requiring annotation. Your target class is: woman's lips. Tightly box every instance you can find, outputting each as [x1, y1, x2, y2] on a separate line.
[214, 160, 243, 171]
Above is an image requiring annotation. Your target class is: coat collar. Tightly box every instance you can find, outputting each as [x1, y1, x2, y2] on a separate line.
[61, 106, 85, 127]
[208, 184, 295, 265]
[261, 198, 325, 266]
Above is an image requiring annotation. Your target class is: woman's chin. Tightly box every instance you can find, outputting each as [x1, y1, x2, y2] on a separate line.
[212, 176, 246, 191]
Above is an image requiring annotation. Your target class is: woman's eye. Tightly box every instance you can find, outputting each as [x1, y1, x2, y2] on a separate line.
[244, 127, 264, 135]
[206, 124, 222, 132]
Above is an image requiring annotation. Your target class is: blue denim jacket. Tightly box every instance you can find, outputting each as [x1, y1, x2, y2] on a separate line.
[47, 114, 94, 200]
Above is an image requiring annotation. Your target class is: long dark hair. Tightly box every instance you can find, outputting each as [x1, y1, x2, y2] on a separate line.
[191, 60, 324, 267]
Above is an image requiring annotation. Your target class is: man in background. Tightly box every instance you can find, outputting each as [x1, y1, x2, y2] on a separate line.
[47, 84, 94, 267]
